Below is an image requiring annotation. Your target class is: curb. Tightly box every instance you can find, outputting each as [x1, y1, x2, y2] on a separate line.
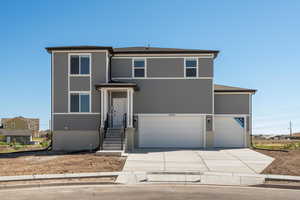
[0, 172, 120, 182]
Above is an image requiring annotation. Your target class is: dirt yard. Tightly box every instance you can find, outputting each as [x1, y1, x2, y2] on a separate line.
[255, 149, 300, 176]
[0, 151, 126, 176]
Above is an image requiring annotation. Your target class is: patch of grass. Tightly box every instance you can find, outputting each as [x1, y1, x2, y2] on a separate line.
[0, 141, 8, 145]
[253, 140, 300, 150]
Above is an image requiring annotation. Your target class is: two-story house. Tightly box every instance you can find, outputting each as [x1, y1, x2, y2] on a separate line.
[46, 46, 256, 152]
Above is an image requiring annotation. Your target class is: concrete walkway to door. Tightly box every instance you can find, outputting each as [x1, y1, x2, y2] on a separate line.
[122, 148, 274, 174]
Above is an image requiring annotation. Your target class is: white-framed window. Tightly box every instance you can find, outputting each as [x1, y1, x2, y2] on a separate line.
[70, 54, 91, 75]
[70, 92, 90, 112]
[184, 58, 198, 78]
[133, 58, 146, 78]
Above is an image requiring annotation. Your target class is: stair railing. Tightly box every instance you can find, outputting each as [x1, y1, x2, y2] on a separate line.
[99, 112, 109, 150]
[121, 113, 127, 150]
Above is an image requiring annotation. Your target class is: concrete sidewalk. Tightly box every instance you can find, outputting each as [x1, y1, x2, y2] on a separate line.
[122, 148, 274, 174]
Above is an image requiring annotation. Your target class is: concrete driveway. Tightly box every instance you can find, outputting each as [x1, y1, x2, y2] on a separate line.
[122, 148, 274, 174]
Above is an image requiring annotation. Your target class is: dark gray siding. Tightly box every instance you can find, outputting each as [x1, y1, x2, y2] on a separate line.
[70, 77, 90, 91]
[91, 52, 107, 113]
[214, 94, 250, 114]
[147, 58, 184, 77]
[111, 58, 132, 77]
[114, 79, 213, 113]
[198, 58, 213, 77]
[53, 52, 68, 113]
[53, 114, 100, 130]
[111, 57, 213, 78]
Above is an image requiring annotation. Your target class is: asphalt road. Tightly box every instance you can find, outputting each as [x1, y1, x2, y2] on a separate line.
[0, 184, 299, 200]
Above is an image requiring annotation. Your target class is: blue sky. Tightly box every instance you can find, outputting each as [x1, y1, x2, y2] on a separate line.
[0, 0, 299, 134]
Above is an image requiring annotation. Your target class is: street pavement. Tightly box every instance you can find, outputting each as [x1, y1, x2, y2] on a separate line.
[0, 184, 299, 200]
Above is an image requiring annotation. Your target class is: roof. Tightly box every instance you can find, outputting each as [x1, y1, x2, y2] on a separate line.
[0, 129, 32, 136]
[214, 84, 257, 93]
[113, 46, 219, 57]
[45, 46, 219, 58]
[95, 82, 139, 91]
[45, 46, 113, 53]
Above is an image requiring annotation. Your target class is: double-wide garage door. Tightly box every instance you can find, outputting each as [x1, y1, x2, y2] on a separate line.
[214, 116, 246, 148]
[138, 115, 205, 148]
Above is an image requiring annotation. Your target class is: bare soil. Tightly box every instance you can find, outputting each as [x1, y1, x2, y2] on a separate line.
[255, 149, 300, 176]
[0, 151, 126, 176]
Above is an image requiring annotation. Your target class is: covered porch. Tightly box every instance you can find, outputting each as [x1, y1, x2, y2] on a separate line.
[95, 82, 138, 152]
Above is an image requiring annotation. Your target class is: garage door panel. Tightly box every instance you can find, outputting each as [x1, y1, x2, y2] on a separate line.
[139, 116, 204, 148]
[214, 116, 245, 148]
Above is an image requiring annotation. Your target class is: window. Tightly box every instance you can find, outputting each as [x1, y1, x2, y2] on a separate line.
[185, 58, 198, 78]
[133, 59, 146, 78]
[70, 93, 90, 112]
[70, 55, 90, 75]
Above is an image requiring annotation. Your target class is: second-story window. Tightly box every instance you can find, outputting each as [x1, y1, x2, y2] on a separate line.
[133, 59, 146, 78]
[70, 55, 90, 75]
[185, 58, 198, 78]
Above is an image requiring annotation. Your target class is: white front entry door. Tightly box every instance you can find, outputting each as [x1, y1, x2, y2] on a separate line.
[138, 115, 205, 148]
[214, 116, 246, 148]
[112, 98, 127, 128]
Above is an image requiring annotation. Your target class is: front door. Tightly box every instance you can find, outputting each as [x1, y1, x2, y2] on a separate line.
[112, 98, 127, 128]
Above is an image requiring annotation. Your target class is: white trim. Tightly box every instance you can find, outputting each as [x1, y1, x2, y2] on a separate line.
[244, 116, 247, 147]
[212, 80, 215, 131]
[97, 87, 134, 91]
[112, 54, 214, 58]
[127, 89, 130, 128]
[136, 113, 210, 117]
[51, 52, 54, 131]
[214, 114, 250, 117]
[214, 92, 254, 95]
[132, 58, 147, 78]
[53, 113, 100, 115]
[112, 77, 212, 80]
[52, 50, 109, 53]
[203, 116, 206, 148]
[106, 51, 109, 83]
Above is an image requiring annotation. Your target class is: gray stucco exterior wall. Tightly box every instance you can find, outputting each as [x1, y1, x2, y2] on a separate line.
[114, 79, 213, 113]
[53, 114, 100, 130]
[214, 94, 250, 114]
[198, 58, 213, 77]
[111, 57, 213, 78]
[147, 58, 184, 77]
[69, 77, 90, 91]
[53, 52, 68, 113]
[111, 58, 132, 78]
[91, 52, 107, 113]
[52, 51, 107, 131]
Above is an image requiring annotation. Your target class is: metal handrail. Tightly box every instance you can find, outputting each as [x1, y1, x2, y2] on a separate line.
[121, 113, 127, 150]
[99, 113, 110, 150]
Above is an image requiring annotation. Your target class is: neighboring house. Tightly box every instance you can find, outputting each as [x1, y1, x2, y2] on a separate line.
[0, 129, 32, 144]
[1, 117, 40, 137]
[46, 46, 256, 151]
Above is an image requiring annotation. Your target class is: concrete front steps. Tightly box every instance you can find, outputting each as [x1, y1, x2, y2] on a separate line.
[96, 128, 125, 155]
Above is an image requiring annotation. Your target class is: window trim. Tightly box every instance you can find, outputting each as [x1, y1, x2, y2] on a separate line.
[184, 57, 198, 78]
[69, 53, 91, 77]
[132, 58, 147, 78]
[69, 91, 91, 113]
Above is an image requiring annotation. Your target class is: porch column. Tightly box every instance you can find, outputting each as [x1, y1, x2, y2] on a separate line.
[100, 89, 108, 128]
[127, 88, 134, 128]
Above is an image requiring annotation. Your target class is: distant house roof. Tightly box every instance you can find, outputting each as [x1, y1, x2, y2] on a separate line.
[214, 84, 257, 93]
[0, 130, 32, 136]
[45, 46, 219, 58]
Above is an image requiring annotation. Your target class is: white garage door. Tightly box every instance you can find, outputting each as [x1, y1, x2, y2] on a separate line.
[138, 115, 204, 148]
[214, 116, 245, 148]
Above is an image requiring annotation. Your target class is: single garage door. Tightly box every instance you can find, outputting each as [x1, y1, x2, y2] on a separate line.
[138, 115, 204, 148]
[214, 116, 245, 148]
